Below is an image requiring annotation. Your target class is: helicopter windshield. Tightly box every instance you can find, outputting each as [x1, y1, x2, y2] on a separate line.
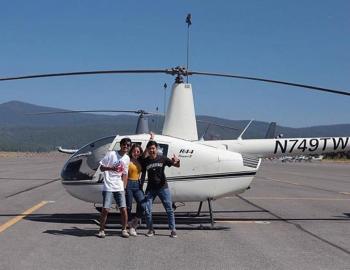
[61, 136, 115, 181]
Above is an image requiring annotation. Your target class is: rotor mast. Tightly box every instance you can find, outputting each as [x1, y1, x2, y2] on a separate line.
[135, 110, 150, 134]
[162, 67, 198, 141]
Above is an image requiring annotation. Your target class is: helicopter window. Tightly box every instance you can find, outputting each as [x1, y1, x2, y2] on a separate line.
[112, 141, 168, 156]
[61, 136, 115, 181]
[158, 143, 169, 157]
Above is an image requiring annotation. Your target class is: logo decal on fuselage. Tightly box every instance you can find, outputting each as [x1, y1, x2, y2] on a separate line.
[179, 148, 194, 158]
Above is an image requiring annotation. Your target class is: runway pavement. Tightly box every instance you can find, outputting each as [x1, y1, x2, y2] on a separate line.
[0, 154, 349, 270]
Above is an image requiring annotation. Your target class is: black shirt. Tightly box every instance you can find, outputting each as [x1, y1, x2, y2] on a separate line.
[141, 155, 173, 190]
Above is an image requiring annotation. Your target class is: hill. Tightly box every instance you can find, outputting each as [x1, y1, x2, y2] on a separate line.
[1, 101, 350, 152]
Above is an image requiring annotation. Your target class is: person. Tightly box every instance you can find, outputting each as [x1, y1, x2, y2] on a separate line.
[141, 139, 180, 238]
[97, 137, 131, 238]
[125, 143, 147, 236]
[126, 132, 154, 236]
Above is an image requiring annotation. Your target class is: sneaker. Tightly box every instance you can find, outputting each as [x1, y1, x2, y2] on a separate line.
[121, 229, 130, 238]
[97, 230, 105, 238]
[129, 227, 138, 236]
[145, 229, 154, 237]
[170, 230, 177, 238]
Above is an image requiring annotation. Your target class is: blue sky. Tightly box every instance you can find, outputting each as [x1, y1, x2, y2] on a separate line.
[0, 0, 349, 127]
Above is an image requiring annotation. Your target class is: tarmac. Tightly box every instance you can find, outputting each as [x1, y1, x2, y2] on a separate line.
[0, 153, 350, 270]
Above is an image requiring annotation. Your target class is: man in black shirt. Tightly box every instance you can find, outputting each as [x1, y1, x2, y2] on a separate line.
[141, 140, 180, 238]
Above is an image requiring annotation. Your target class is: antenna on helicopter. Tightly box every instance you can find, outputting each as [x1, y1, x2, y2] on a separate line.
[237, 119, 254, 140]
[163, 83, 167, 115]
[185, 13, 192, 83]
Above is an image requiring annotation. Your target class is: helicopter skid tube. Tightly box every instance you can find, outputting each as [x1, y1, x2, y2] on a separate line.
[62, 174, 254, 204]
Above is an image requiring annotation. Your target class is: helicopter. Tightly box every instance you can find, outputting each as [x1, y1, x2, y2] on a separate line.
[1, 66, 350, 225]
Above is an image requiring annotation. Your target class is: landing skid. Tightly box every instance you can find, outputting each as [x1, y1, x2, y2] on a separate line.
[195, 199, 215, 227]
[93, 198, 225, 230]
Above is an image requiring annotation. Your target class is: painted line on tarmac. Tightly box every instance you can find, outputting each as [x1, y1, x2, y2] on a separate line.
[244, 197, 350, 201]
[339, 192, 350, 195]
[217, 220, 270, 224]
[0, 201, 49, 233]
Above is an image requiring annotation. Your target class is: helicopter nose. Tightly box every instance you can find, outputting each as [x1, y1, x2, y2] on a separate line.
[61, 136, 115, 181]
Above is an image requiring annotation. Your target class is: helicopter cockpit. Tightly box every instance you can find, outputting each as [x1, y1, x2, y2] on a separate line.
[61, 134, 171, 182]
[61, 136, 115, 181]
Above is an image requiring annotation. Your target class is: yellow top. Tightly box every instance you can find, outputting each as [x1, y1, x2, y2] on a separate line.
[128, 160, 142, 181]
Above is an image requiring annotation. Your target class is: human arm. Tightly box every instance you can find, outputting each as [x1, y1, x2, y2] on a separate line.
[141, 132, 155, 159]
[165, 155, 180, 168]
[149, 131, 155, 141]
[171, 154, 180, 167]
[100, 165, 118, 172]
[122, 173, 128, 189]
[139, 158, 146, 189]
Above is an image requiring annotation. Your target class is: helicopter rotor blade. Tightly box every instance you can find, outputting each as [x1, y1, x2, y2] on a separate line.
[1, 66, 349, 96]
[0, 69, 169, 82]
[26, 109, 156, 116]
[188, 70, 350, 97]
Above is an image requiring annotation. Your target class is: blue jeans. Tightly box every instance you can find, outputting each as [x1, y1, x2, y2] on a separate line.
[125, 180, 147, 219]
[145, 187, 176, 231]
[102, 191, 126, 209]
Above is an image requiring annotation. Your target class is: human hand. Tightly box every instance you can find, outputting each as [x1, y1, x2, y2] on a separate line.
[112, 162, 124, 173]
[171, 154, 179, 163]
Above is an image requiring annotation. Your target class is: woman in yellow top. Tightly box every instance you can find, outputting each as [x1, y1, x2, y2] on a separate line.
[126, 143, 147, 236]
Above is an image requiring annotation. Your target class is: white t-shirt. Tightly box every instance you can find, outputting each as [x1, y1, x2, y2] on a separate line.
[99, 151, 130, 192]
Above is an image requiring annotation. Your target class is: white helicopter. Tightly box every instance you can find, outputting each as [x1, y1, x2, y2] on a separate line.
[1, 66, 350, 224]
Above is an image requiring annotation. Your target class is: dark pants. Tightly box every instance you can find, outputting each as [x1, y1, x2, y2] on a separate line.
[125, 180, 147, 220]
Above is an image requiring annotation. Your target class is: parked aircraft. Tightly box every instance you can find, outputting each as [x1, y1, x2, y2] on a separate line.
[1, 67, 349, 223]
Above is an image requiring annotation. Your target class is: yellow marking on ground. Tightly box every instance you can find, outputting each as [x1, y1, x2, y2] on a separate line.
[0, 201, 48, 233]
[217, 220, 270, 224]
[244, 197, 350, 201]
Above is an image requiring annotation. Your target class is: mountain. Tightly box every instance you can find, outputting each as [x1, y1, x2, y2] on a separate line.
[1, 101, 350, 152]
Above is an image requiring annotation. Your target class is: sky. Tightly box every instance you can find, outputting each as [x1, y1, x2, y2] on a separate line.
[0, 0, 349, 127]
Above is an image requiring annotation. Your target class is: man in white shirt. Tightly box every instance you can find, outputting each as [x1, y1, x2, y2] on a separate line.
[97, 137, 131, 238]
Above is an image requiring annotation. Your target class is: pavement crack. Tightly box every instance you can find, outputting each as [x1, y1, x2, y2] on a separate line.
[5, 178, 61, 198]
[237, 194, 350, 256]
[258, 176, 342, 195]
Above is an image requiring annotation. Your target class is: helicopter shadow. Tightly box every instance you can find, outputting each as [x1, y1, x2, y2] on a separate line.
[23, 211, 232, 237]
[16, 210, 349, 238]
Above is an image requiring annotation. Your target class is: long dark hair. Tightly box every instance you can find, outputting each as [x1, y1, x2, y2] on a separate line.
[128, 144, 143, 159]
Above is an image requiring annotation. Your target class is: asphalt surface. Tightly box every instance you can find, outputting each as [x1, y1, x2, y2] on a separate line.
[0, 154, 350, 270]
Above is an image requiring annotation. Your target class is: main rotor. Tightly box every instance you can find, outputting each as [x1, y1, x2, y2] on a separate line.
[165, 66, 188, 83]
[1, 66, 350, 96]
